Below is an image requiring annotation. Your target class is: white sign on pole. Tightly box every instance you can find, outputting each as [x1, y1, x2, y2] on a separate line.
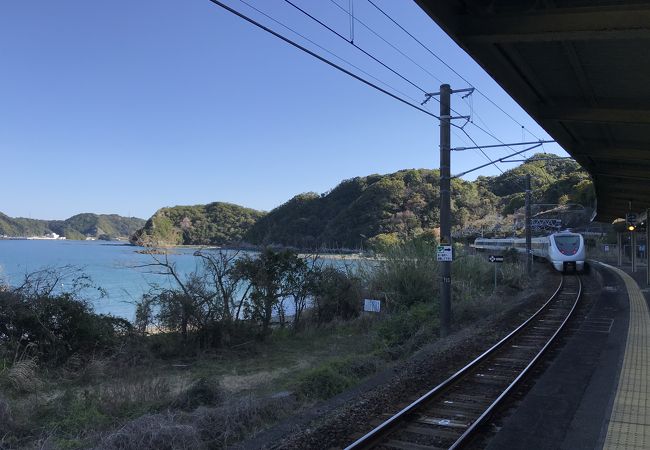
[604, 245, 610, 252]
[436, 245, 453, 262]
[488, 255, 504, 263]
[364, 299, 381, 313]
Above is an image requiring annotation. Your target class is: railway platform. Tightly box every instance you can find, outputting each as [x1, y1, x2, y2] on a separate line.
[485, 262, 650, 450]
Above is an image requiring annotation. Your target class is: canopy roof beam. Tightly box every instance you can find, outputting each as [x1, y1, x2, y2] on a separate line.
[462, 5, 650, 43]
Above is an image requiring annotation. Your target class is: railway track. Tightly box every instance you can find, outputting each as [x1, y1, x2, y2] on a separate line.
[346, 274, 582, 450]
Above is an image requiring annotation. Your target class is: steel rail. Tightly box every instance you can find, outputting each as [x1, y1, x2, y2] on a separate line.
[346, 275, 579, 450]
[450, 275, 582, 448]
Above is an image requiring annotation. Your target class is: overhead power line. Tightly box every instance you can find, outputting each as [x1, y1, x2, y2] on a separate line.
[327, 0, 443, 85]
[364, 0, 543, 141]
[207, 0, 438, 118]
[283, 0, 429, 95]
[456, 126, 505, 175]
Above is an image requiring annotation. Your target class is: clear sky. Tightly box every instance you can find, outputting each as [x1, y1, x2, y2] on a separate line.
[0, 0, 567, 220]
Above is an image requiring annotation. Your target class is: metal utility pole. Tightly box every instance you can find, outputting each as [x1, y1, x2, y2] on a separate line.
[525, 174, 532, 275]
[439, 84, 452, 338]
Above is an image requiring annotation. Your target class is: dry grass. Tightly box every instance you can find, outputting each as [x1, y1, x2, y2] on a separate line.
[6, 358, 42, 392]
[0, 395, 12, 434]
[96, 377, 173, 416]
[95, 395, 295, 450]
[96, 414, 204, 450]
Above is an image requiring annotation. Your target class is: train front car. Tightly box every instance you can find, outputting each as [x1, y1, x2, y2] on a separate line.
[548, 232, 585, 272]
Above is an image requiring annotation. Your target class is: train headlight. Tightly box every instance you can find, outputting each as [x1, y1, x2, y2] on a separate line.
[628, 224, 636, 231]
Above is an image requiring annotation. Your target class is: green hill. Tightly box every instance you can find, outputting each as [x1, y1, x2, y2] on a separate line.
[245, 169, 498, 248]
[0, 213, 145, 240]
[0, 213, 49, 237]
[131, 153, 596, 249]
[130, 202, 265, 246]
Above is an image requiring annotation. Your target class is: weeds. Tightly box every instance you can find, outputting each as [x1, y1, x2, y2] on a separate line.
[4, 357, 41, 393]
[97, 396, 294, 450]
[295, 355, 379, 401]
[375, 303, 438, 350]
[96, 414, 204, 450]
[0, 395, 12, 436]
[171, 377, 223, 411]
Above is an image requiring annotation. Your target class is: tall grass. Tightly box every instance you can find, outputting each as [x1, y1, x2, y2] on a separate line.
[366, 238, 439, 310]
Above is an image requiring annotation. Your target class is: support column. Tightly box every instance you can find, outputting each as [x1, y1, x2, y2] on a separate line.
[618, 232, 623, 267]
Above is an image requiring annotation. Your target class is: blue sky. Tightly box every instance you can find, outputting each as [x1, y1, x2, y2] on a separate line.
[0, 0, 567, 220]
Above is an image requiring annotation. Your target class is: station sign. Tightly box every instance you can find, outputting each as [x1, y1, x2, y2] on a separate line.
[436, 245, 453, 262]
[488, 255, 504, 263]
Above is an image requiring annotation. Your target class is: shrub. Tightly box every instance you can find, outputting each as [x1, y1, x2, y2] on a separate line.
[312, 267, 362, 323]
[295, 365, 353, 400]
[295, 355, 378, 401]
[0, 289, 133, 365]
[375, 302, 438, 349]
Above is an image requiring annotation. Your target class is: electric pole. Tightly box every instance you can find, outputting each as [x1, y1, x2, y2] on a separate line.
[439, 84, 451, 338]
[525, 174, 532, 275]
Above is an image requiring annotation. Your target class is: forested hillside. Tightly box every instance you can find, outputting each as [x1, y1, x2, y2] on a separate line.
[0, 213, 50, 237]
[132, 154, 596, 249]
[0, 213, 145, 240]
[130, 202, 265, 246]
[245, 169, 498, 248]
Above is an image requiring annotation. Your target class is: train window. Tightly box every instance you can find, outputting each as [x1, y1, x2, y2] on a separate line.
[554, 235, 580, 255]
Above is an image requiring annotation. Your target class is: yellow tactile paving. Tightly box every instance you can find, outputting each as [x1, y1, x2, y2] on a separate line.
[601, 264, 650, 450]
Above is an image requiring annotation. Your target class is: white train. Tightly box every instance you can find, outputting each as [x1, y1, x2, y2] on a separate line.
[473, 231, 585, 272]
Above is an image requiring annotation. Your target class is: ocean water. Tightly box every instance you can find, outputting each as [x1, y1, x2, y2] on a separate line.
[0, 240, 366, 321]
[0, 239, 211, 319]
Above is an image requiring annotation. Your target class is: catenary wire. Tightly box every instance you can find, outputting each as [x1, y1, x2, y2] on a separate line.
[464, 108, 532, 159]
[450, 119, 529, 192]
[283, 0, 429, 95]
[206, 0, 439, 118]
[329, 0, 518, 136]
[456, 126, 505, 175]
[364, 0, 544, 141]
[238, 0, 421, 104]
[327, 0, 444, 85]
[456, 125, 534, 193]
[211, 0, 529, 180]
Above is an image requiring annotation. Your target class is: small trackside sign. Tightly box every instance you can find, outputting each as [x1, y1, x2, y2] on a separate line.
[364, 299, 381, 312]
[488, 255, 504, 263]
[437, 245, 453, 262]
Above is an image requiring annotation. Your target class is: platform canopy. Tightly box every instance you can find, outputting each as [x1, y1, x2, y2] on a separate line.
[416, 0, 650, 222]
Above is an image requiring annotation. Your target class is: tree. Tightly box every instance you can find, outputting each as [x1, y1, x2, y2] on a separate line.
[134, 252, 230, 347]
[235, 248, 298, 335]
[285, 254, 321, 331]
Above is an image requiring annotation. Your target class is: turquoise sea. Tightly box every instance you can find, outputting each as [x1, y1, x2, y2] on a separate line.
[0, 240, 248, 320]
[0, 240, 366, 321]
